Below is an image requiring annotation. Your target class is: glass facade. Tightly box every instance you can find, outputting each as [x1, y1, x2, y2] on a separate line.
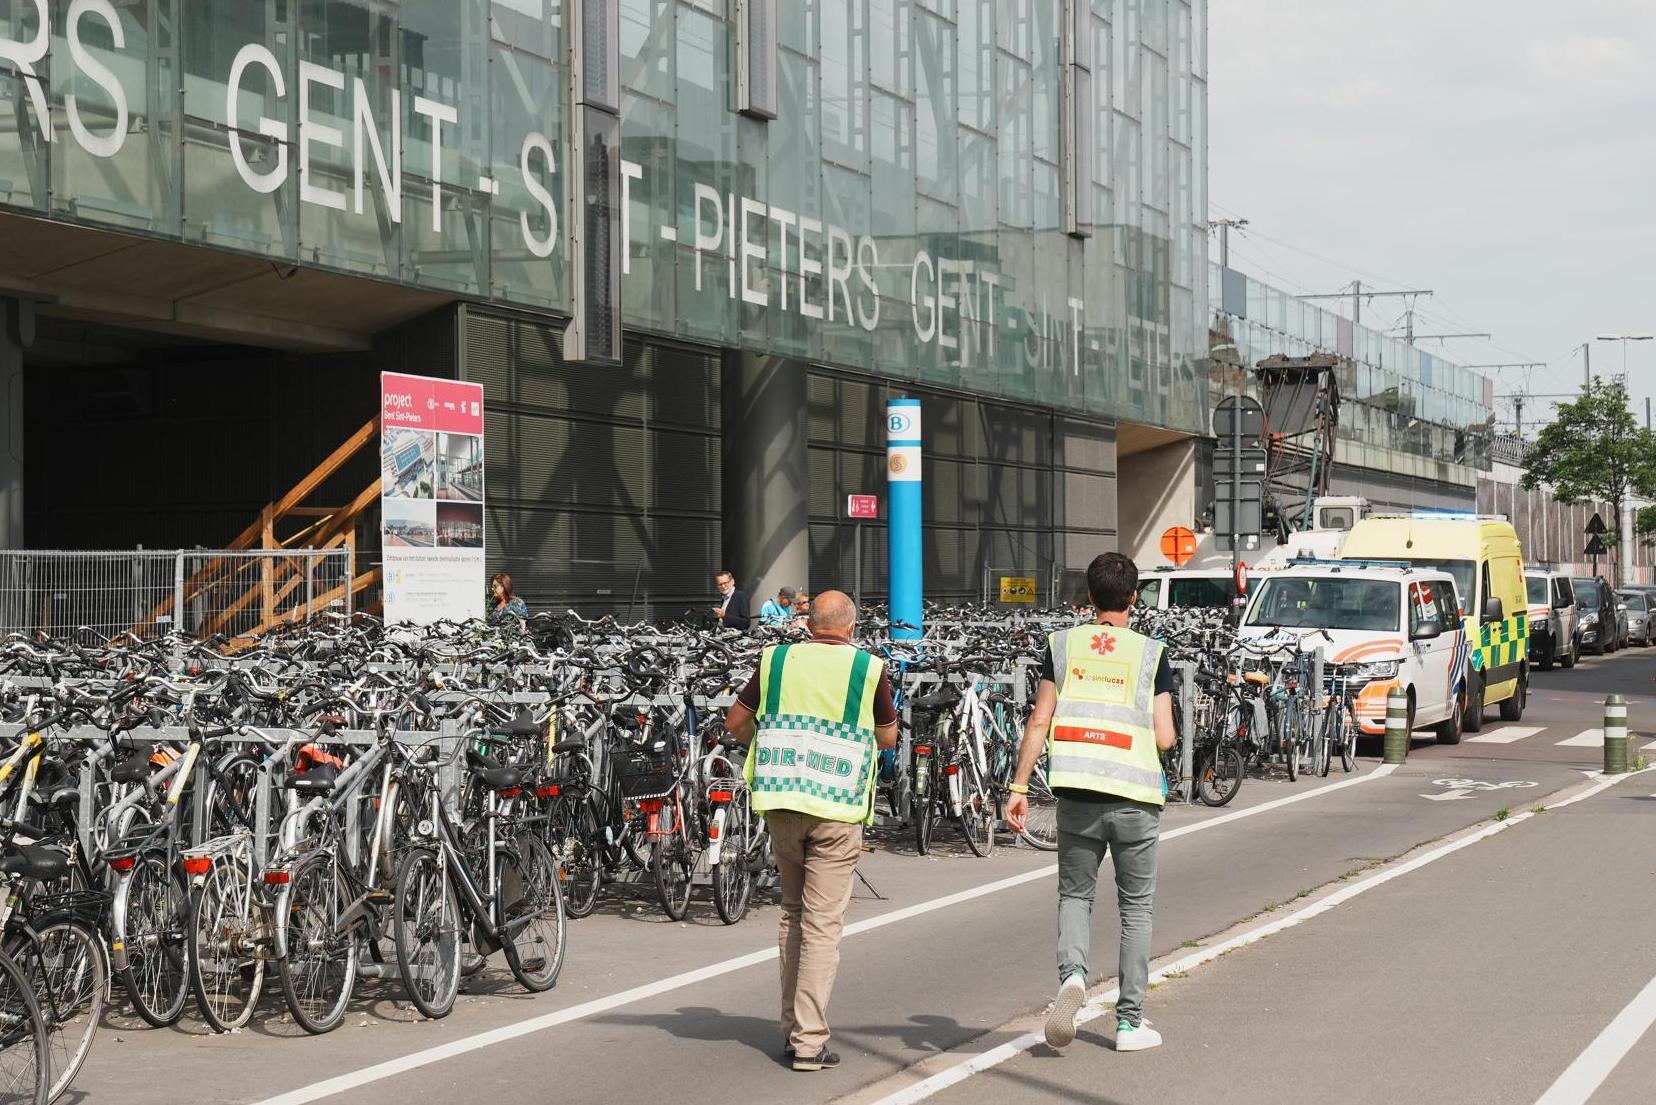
[0, 0, 1207, 433]
[1210, 263, 1495, 471]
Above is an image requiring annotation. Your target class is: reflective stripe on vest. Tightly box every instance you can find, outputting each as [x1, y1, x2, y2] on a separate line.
[745, 642, 885, 824]
[1046, 623, 1165, 806]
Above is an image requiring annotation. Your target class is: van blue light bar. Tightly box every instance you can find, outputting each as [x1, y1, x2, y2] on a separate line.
[1287, 555, 1414, 570]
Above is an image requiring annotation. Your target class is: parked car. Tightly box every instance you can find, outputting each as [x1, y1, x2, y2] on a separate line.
[1136, 567, 1236, 610]
[1525, 570, 1578, 670]
[1571, 576, 1622, 655]
[1617, 590, 1650, 646]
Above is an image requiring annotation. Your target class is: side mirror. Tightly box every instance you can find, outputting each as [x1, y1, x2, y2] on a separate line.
[1411, 618, 1442, 641]
[1481, 596, 1504, 623]
[1619, 603, 1630, 613]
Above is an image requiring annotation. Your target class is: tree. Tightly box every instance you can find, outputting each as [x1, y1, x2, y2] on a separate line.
[1522, 379, 1656, 578]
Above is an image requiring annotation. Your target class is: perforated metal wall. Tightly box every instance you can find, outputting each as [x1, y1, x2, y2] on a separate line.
[806, 370, 1118, 604]
[462, 307, 721, 617]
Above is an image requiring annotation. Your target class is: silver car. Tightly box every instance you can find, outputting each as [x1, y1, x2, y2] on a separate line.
[1617, 590, 1651, 646]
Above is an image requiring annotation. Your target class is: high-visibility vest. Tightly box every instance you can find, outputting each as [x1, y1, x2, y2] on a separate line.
[1046, 622, 1166, 806]
[745, 642, 886, 824]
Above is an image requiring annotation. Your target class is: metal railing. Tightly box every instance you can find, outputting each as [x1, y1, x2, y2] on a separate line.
[0, 548, 353, 640]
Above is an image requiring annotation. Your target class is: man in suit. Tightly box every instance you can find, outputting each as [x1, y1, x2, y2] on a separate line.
[713, 569, 752, 631]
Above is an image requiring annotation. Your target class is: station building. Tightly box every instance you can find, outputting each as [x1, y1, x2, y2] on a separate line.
[0, 0, 1219, 617]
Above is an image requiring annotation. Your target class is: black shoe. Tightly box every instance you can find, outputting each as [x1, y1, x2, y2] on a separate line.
[792, 1050, 840, 1072]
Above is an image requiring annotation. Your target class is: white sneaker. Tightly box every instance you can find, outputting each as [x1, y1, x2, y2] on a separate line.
[1044, 974, 1087, 1048]
[1114, 1018, 1162, 1052]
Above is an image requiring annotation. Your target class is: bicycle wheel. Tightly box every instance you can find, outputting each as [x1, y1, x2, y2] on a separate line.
[0, 949, 50, 1105]
[500, 835, 566, 993]
[275, 853, 357, 1035]
[913, 750, 937, 855]
[392, 848, 461, 1019]
[186, 855, 264, 1033]
[1336, 704, 1358, 773]
[115, 852, 189, 1027]
[1284, 727, 1300, 781]
[10, 916, 105, 1103]
[1312, 709, 1332, 777]
[711, 800, 754, 926]
[650, 806, 693, 922]
[560, 835, 604, 920]
[1016, 758, 1060, 852]
[956, 763, 996, 859]
[1196, 745, 1245, 808]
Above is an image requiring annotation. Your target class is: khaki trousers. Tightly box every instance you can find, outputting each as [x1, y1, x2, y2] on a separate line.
[767, 809, 863, 1055]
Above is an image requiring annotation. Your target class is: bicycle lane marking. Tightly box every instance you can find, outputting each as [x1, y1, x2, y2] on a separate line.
[848, 766, 1652, 1105]
[1533, 972, 1656, 1105]
[247, 764, 1398, 1105]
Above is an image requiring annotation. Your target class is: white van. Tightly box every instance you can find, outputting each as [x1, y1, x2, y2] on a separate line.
[1239, 562, 1471, 744]
[1137, 567, 1235, 610]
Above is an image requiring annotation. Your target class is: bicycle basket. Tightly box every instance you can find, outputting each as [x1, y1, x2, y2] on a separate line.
[614, 740, 677, 799]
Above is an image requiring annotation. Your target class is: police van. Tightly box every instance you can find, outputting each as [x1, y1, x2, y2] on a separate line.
[1239, 561, 1471, 743]
[1338, 514, 1528, 732]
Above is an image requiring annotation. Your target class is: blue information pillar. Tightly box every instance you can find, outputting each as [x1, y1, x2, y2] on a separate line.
[886, 398, 923, 640]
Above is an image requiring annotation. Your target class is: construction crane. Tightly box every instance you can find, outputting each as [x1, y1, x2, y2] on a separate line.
[1254, 353, 1340, 539]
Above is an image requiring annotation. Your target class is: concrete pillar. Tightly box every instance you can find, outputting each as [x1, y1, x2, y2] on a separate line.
[0, 298, 29, 550]
[721, 351, 809, 612]
[1117, 436, 1197, 567]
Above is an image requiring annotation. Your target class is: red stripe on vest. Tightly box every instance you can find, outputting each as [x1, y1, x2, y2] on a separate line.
[1053, 725, 1134, 750]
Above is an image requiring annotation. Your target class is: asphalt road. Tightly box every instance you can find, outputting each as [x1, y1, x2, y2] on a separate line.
[68, 648, 1656, 1105]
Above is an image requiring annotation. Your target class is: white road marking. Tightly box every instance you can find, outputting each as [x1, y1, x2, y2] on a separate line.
[856, 767, 1652, 1105]
[1533, 970, 1656, 1105]
[1557, 729, 1604, 747]
[1467, 725, 1544, 744]
[247, 767, 1397, 1105]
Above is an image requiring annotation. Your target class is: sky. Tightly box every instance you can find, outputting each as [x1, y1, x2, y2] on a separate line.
[1208, 0, 1656, 436]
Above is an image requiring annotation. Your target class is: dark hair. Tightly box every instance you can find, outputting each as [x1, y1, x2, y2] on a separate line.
[490, 572, 514, 600]
[1085, 553, 1138, 612]
[715, 569, 733, 581]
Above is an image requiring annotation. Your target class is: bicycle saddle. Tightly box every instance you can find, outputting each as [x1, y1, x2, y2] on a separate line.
[912, 685, 961, 710]
[0, 845, 69, 882]
[1243, 671, 1271, 686]
[506, 710, 541, 738]
[111, 747, 153, 784]
[550, 739, 586, 754]
[466, 748, 523, 791]
[284, 762, 340, 794]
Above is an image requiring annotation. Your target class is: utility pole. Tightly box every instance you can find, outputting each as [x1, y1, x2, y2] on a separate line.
[1583, 342, 1591, 388]
[1299, 284, 1433, 328]
[1514, 394, 1524, 441]
[1210, 217, 1248, 269]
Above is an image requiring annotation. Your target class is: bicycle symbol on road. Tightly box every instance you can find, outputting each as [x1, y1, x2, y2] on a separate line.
[1419, 778, 1538, 802]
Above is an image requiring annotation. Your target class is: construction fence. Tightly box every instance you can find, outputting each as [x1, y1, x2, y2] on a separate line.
[0, 549, 354, 640]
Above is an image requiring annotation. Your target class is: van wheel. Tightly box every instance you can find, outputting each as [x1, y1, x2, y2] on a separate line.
[1561, 641, 1578, 668]
[1537, 646, 1553, 672]
[1435, 694, 1463, 745]
[1462, 675, 1485, 733]
[1499, 673, 1527, 722]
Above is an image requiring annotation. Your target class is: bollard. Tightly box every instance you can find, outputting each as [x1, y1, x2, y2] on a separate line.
[1603, 693, 1628, 775]
[1383, 687, 1409, 764]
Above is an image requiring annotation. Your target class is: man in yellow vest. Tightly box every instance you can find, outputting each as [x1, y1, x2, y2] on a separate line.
[1006, 552, 1177, 1054]
[724, 590, 898, 1072]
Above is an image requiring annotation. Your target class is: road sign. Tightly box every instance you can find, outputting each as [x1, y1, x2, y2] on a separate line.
[1214, 445, 1269, 476]
[1235, 560, 1249, 594]
[1586, 512, 1608, 536]
[1212, 395, 1265, 444]
[1160, 526, 1197, 566]
[1585, 533, 1608, 557]
[846, 494, 879, 519]
[1214, 480, 1264, 536]
[998, 576, 1037, 604]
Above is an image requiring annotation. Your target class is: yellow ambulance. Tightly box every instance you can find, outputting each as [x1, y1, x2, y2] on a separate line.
[1338, 514, 1527, 733]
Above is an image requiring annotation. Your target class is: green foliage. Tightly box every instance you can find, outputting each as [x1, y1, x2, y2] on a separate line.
[1521, 380, 1656, 510]
[1637, 505, 1656, 550]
